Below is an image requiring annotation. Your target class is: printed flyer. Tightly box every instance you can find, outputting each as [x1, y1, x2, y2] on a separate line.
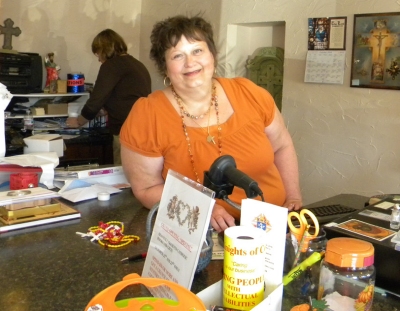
[240, 199, 288, 295]
[142, 170, 215, 299]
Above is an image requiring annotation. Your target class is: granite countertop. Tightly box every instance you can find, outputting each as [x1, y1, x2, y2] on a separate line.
[0, 191, 399, 310]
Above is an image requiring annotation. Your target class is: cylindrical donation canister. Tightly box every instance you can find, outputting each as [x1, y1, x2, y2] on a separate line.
[223, 226, 267, 310]
[67, 72, 85, 93]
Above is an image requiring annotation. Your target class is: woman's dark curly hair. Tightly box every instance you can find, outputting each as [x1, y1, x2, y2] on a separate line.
[150, 15, 217, 76]
[91, 29, 127, 62]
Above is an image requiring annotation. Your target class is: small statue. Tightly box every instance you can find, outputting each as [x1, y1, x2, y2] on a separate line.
[44, 52, 61, 93]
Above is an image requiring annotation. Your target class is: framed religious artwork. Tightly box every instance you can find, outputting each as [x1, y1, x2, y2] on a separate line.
[308, 16, 347, 50]
[351, 12, 400, 90]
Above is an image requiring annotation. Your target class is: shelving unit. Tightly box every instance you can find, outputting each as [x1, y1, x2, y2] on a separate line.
[8, 92, 89, 119]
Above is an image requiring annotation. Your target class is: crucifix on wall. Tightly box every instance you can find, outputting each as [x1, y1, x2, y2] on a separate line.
[0, 18, 21, 51]
[368, 23, 394, 83]
[351, 12, 400, 90]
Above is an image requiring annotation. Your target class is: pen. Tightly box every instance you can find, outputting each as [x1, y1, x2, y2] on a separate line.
[120, 252, 147, 263]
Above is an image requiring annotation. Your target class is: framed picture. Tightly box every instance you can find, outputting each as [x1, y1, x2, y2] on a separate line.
[308, 17, 347, 50]
[351, 12, 400, 89]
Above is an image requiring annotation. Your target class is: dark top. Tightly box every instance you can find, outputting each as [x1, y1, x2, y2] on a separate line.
[80, 54, 152, 135]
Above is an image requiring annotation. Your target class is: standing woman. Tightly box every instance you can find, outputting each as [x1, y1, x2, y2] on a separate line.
[120, 15, 302, 232]
[67, 29, 152, 165]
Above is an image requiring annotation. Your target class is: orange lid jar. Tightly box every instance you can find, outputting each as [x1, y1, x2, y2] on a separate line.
[318, 238, 375, 311]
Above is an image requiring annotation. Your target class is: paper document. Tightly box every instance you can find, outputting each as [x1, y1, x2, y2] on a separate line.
[57, 180, 121, 203]
[142, 170, 215, 298]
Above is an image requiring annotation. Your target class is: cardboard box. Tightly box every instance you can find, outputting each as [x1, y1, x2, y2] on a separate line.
[23, 134, 64, 157]
[30, 107, 45, 116]
[57, 80, 67, 94]
[44, 103, 68, 115]
[196, 280, 283, 311]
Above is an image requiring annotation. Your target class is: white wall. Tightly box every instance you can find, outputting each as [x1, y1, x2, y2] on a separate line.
[0, 0, 143, 84]
[2, 0, 400, 205]
[215, 0, 400, 204]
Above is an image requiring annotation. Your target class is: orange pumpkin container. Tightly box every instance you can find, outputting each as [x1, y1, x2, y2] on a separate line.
[317, 238, 375, 311]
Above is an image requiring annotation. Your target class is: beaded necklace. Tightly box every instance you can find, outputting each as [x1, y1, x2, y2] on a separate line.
[171, 82, 222, 183]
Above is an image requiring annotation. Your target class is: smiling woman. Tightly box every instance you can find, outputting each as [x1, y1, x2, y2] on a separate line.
[120, 14, 302, 233]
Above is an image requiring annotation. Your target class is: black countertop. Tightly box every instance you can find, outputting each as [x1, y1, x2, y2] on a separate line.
[0, 191, 399, 310]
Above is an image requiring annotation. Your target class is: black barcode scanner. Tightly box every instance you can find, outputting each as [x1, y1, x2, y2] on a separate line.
[203, 155, 264, 209]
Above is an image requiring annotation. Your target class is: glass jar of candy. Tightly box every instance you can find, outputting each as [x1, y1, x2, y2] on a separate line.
[318, 237, 375, 311]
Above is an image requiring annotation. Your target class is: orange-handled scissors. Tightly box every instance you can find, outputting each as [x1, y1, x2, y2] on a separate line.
[287, 209, 320, 239]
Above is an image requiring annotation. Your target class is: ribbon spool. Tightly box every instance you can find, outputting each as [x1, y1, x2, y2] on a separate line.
[67, 72, 85, 93]
[223, 226, 267, 310]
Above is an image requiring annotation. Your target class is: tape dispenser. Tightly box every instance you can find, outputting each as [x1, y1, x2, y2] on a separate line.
[85, 273, 206, 311]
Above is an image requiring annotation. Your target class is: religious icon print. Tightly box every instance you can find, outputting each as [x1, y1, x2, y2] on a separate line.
[308, 17, 346, 51]
[337, 219, 396, 241]
[351, 12, 400, 90]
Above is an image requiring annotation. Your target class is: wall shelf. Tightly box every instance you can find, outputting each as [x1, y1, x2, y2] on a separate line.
[11, 92, 89, 98]
[7, 92, 89, 117]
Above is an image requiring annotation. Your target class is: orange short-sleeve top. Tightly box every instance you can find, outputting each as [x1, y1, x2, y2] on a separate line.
[120, 77, 286, 218]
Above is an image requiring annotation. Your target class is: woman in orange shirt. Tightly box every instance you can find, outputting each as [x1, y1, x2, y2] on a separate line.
[120, 15, 302, 232]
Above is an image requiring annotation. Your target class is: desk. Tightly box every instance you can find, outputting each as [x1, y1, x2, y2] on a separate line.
[0, 191, 399, 311]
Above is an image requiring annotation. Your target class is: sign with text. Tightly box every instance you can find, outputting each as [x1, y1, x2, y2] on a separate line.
[142, 170, 215, 299]
[240, 199, 288, 296]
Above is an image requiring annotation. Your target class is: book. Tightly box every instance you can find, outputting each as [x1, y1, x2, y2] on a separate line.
[54, 165, 125, 179]
[0, 200, 80, 233]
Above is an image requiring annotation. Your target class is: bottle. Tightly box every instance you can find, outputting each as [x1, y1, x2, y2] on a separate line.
[318, 238, 375, 311]
[390, 203, 400, 230]
[23, 110, 34, 131]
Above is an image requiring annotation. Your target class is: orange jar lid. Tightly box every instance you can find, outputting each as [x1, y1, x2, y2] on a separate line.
[325, 237, 374, 268]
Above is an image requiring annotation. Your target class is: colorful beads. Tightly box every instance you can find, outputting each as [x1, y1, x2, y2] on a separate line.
[83, 221, 140, 249]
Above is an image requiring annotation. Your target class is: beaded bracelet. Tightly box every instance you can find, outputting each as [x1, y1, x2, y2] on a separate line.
[86, 221, 140, 249]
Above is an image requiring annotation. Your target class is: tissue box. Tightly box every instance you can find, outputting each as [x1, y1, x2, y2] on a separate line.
[196, 280, 283, 311]
[23, 134, 64, 157]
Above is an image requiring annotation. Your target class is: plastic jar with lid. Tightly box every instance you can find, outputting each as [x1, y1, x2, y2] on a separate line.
[318, 237, 375, 311]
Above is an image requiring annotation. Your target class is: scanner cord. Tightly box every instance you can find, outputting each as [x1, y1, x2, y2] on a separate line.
[223, 195, 242, 211]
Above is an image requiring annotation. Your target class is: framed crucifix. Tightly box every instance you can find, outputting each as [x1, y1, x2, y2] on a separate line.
[351, 12, 400, 90]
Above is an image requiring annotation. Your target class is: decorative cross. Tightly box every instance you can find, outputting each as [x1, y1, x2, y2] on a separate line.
[0, 18, 21, 50]
[355, 20, 396, 83]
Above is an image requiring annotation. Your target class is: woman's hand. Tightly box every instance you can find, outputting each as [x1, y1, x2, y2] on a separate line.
[211, 203, 236, 233]
[283, 198, 302, 211]
[66, 115, 88, 128]
[66, 117, 79, 128]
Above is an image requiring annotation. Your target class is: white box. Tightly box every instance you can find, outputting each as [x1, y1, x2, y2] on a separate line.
[197, 280, 283, 311]
[23, 134, 64, 157]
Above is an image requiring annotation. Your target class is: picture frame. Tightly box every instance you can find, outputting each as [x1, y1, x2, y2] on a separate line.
[351, 12, 400, 90]
[308, 17, 347, 50]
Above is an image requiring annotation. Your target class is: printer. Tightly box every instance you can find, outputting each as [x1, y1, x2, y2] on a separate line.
[0, 52, 43, 94]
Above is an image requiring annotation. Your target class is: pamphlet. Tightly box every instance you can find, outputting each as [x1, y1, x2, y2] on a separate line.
[142, 170, 215, 299]
[240, 199, 288, 295]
